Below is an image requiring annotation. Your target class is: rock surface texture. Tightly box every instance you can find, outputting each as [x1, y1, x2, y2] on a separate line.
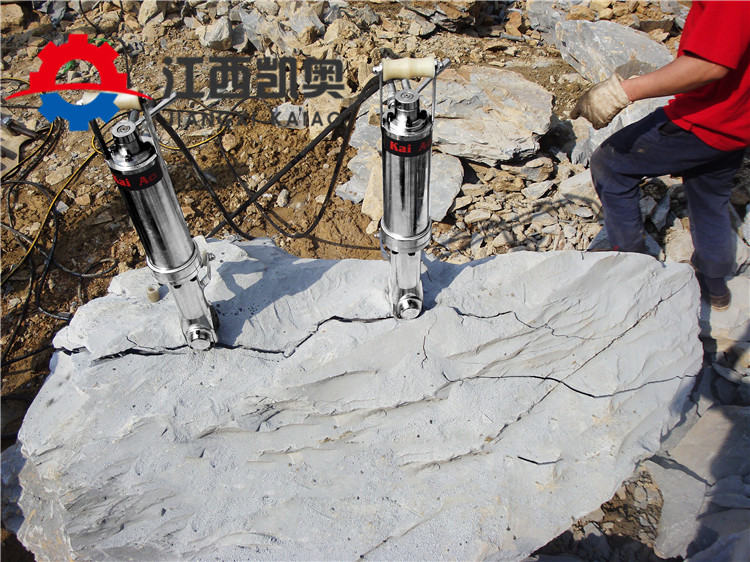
[13, 239, 704, 561]
[433, 66, 553, 165]
[554, 20, 673, 83]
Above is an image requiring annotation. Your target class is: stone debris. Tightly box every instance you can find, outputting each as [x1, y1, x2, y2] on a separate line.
[272, 102, 307, 130]
[398, 0, 488, 32]
[137, 0, 165, 27]
[360, 159, 383, 221]
[306, 93, 342, 140]
[198, 16, 232, 50]
[428, 153, 464, 221]
[336, 146, 378, 204]
[556, 170, 600, 213]
[47, 164, 73, 185]
[8, 238, 703, 561]
[644, 405, 750, 559]
[522, 180, 554, 200]
[463, 208, 491, 225]
[503, 156, 555, 183]
[397, 7, 436, 37]
[276, 188, 290, 208]
[237, 7, 306, 55]
[286, 4, 325, 46]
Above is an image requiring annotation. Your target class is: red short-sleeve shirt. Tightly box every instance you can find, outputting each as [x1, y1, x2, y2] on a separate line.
[664, 1, 750, 151]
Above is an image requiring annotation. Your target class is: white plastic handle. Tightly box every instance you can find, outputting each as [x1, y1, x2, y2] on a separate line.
[114, 93, 142, 110]
[381, 57, 436, 81]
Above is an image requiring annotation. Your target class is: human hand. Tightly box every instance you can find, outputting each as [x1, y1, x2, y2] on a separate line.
[570, 74, 631, 129]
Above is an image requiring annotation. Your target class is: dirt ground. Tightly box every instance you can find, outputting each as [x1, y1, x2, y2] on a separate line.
[1, 2, 692, 560]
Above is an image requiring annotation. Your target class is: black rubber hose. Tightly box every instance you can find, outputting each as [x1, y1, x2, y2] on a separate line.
[153, 113, 256, 240]
[206, 76, 381, 238]
[251, 108, 357, 239]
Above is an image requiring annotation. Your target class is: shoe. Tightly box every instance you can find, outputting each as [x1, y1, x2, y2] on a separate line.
[709, 290, 731, 311]
[695, 271, 732, 311]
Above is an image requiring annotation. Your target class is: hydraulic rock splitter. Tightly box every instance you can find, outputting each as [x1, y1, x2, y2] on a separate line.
[374, 57, 450, 319]
[92, 96, 218, 351]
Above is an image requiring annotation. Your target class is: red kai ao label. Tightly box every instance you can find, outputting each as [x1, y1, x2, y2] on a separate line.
[111, 161, 163, 191]
[383, 132, 432, 157]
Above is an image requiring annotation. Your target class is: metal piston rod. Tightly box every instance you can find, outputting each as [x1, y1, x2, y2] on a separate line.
[374, 57, 450, 319]
[99, 99, 218, 350]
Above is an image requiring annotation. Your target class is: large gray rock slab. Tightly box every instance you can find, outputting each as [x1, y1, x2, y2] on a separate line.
[555, 20, 674, 84]
[556, 19, 675, 165]
[526, 0, 566, 40]
[12, 240, 703, 561]
[433, 66, 553, 165]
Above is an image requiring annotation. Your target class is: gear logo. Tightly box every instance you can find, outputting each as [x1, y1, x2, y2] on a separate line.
[7, 34, 149, 131]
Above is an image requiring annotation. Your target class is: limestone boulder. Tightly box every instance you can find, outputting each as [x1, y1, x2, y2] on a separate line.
[11, 240, 703, 561]
[555, 20, 673, 84]
[346, 66, 553, 167]
[398, 0, 487, 31]
[432, 66, 554, 165]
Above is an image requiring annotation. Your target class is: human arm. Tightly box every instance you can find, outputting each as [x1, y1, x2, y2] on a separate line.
[620, 53, 730, 101]
[571, 54, 730, 129]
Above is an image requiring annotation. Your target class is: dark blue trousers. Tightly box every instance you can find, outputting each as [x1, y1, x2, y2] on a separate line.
[590, 108, 745, 278]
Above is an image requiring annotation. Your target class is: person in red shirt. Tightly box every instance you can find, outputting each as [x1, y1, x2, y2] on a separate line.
[572, 0, 749, 309]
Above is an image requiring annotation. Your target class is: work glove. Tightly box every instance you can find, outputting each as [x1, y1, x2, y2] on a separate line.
[570, 73, 631, 129]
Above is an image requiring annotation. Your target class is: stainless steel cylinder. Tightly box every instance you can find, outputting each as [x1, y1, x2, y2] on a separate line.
[380, 89, 432, 319]
[106, 119, 217, 350]
[109, 120, 194, 269]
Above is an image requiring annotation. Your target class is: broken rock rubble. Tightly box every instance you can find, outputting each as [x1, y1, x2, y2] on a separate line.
[644, 405, 750, 560]
[10, 238, 703, 561]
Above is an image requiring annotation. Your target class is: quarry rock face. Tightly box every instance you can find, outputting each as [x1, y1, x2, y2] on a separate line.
[11, 239, 703, 561]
